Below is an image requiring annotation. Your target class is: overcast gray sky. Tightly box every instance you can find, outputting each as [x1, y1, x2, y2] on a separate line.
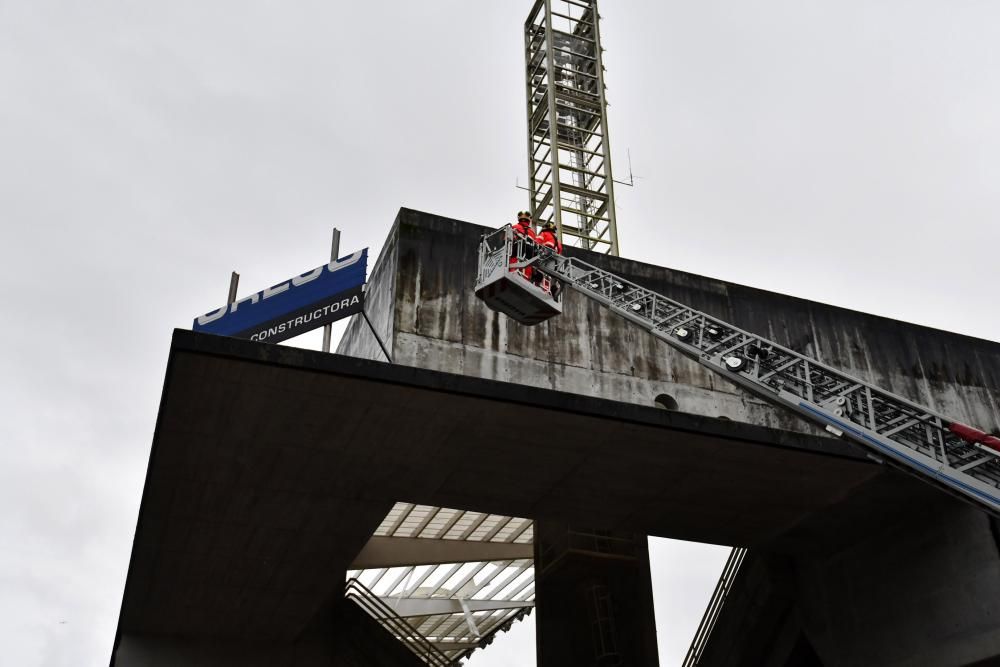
[2, 1, 999, 665]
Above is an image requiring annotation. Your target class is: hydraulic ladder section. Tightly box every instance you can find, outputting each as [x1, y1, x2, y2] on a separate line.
[475, 226, 1000, 517]
[524, 0, 620, 255]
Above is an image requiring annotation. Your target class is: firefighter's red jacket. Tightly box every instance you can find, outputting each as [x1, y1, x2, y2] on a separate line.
[513, 220, 536, 241]
[538, 229, 563, 253]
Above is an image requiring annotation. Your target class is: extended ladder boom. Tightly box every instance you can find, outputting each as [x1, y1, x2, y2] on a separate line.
[477, 226, 1000, 517]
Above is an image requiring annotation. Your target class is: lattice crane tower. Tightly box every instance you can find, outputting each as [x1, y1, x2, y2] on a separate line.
[524, 0, 620, 255]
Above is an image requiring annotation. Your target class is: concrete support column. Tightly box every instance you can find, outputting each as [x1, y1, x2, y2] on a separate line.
[533, 521, 659, 667]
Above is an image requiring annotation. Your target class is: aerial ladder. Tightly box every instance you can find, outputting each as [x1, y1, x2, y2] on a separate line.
[475, 225, 1000, 517]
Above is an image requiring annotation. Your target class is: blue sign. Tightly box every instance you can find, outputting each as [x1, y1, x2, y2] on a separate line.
[193, 249, 368, 344]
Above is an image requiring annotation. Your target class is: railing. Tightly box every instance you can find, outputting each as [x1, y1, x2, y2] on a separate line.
[682, 547, 748, 667]
[344, 578, 453, 666]
[477, 226, 512, 286]
[476, 226, 560, 295]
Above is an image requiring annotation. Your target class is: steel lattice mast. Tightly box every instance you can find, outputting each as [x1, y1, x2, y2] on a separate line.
[524, 0, 620, 255]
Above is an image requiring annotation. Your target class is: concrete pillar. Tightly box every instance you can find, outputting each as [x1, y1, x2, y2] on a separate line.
[533, 521, 659, 667]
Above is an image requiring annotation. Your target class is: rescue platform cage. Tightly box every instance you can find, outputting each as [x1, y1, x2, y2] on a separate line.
[347, 503, 536, 664]
[475, 226, 563, 326]
[525, 0, 620, 256]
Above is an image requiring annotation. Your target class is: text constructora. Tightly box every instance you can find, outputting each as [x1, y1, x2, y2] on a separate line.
[250, 294, 362, 342]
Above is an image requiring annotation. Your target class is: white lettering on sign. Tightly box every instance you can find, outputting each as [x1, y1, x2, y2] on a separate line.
[248, 294, 362, 342]
[196, 250, 365, 326]
[262, 282, 290, 299]
[199, 305, 227, 326]
[231, 292, 259, 313]
[291, 267, 323, 287]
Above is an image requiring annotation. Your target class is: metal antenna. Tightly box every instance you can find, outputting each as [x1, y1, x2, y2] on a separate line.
[613, 149, 636, 188]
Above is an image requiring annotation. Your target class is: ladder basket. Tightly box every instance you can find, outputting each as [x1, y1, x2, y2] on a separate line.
[475, 226, 563, 326]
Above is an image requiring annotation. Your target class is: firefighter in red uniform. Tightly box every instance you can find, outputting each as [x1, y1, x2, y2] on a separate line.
[510, 211, 536, 280]
[535, 221, 563, 299]
[537, 221, 563, 254]
[513, 211, 536, 241]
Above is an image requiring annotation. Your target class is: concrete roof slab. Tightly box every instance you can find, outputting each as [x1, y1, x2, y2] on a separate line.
[117, 330, 884, 641]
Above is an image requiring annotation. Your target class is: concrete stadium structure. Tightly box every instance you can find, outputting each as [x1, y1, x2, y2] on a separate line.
[112, 209, 1000, 666]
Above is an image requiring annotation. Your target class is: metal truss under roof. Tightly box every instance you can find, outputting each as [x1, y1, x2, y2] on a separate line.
[346, 503, 536, 664]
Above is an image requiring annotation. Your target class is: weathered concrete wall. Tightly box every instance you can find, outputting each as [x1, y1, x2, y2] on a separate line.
[797, 502, 1000, 666]
[346, 209, 1000, 440]
[534, 523, 660, 667]
[336, 218, 398, 362]
[695, 553, 808, 667]
[704, 496, 1000, 666]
